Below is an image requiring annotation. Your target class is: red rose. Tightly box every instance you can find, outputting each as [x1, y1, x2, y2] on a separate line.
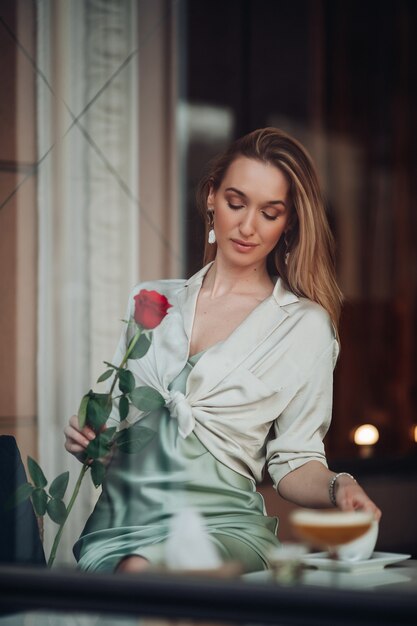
[133, 289, 172, 329]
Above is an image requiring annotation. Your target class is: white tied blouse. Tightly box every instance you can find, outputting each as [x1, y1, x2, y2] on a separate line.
[109, 263, 339, 490]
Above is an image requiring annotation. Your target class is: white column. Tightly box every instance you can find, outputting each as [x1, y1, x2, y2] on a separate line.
[36, 0, 139, 563]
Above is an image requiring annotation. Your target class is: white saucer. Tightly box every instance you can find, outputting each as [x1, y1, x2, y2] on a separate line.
[302, 551, 411, 573]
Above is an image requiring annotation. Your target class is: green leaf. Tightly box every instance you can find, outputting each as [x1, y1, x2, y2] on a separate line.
[85, 437, 106, 460]
[101, 426, 117, 442]
[86, 392, 112, 430]
[118, 369, 135, 394]
[31, 488, 48, 516]
[78, 392, 91, 429]
[27, 456, 47, 488]
[49, 471, 69, 500]
[85, 427, 116, 459]
[119, 395, 129, 420]
[91, 460, 106, 487]
[103, 361, 119, 371]
[4, 482, 34, 510]
[97, 369, 113, 384]
[128, 333, 152, 360]
[115, 425, 156, 454]
[129, 386, 165, 412]
[47, 498, 67, 525]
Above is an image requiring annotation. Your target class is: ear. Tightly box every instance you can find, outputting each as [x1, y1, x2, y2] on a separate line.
[207, 184, 216, 207]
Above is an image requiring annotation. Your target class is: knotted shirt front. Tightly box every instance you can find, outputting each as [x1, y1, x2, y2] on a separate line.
[108, 263, 339, 489]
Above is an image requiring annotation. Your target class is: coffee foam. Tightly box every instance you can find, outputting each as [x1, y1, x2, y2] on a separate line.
[291, 510, 373, 527]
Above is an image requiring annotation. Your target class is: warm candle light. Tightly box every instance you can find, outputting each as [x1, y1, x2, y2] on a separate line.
[353, 424, 379, 458]
[413, 425, 417, 443]
[353, 424, 380, 446]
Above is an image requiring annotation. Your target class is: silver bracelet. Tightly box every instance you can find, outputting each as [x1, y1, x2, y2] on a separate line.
[328, 472, 356, 507]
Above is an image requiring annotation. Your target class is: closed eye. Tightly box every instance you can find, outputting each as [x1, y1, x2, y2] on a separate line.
[227, 202, 244, 210]
[262, 211, 279, 221]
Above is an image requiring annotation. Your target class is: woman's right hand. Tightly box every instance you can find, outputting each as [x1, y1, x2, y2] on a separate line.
[64, 414, 96, 462]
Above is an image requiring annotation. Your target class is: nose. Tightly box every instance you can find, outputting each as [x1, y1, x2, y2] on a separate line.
[238, 208, 256, 237]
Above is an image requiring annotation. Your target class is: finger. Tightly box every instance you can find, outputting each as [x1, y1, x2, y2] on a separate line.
[351, 497, 382, 521]
[338, 493, 369, 511]
[69, 414, 81, 429]
[336, 488, 359, 510]
[64, 425, 91, 449]
[64, 424, 90, 445]
[64, 430, 90, 451]
[64, 438, 93, 462]
[338, 491, 382, 523]
[360, 501, 382, 521]
[83, 426, 96, 440]
[69, 414, 96, 440]
[64, 439, 85, 454]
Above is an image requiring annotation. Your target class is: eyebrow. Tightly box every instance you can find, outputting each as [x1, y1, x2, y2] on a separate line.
[225, 187, 287, 208]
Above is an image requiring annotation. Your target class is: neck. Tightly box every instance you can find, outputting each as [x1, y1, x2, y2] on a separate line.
[203, 256, 273, 298]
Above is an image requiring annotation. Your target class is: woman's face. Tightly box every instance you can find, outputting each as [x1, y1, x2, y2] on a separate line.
[207, 156, 291, 271]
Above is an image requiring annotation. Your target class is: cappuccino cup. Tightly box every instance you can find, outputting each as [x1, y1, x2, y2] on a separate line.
[337, 519, 379, 562]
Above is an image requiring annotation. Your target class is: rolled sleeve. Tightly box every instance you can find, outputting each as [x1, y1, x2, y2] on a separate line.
[266, 339, 338, 489]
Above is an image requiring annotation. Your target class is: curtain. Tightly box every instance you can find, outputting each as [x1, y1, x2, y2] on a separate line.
[36, 0, 139, 563]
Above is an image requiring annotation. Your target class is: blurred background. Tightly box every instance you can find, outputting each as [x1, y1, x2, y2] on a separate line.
[1, 0, 416, 562]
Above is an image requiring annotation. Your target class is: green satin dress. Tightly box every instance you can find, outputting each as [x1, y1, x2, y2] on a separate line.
[73, 351, 280, 572]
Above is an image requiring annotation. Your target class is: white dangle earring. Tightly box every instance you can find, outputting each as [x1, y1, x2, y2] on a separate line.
[207, 210, 216, 244]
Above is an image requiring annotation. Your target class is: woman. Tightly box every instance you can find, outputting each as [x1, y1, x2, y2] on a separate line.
[66, 127, 381, 574]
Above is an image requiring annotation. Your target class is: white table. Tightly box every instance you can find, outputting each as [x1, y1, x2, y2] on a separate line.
[245, 556, 417, 592]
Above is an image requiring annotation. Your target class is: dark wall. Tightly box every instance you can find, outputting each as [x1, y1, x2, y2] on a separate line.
[182, 0, 417, 460]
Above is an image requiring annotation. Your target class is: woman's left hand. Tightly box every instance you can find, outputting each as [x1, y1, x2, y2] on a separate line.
[335, 475, 382, 521]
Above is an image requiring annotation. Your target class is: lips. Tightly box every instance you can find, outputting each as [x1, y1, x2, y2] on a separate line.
[230, 238, 259, 253]
[231, 239, 257, 248]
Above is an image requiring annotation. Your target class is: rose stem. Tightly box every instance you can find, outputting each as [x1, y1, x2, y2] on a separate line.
[48, 329, 143, 566]
[47, 462, 89, 567]
[108, 327, 142, 396]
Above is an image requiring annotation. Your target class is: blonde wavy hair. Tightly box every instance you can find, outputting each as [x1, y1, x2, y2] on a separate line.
[196, 127, 343, 334]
